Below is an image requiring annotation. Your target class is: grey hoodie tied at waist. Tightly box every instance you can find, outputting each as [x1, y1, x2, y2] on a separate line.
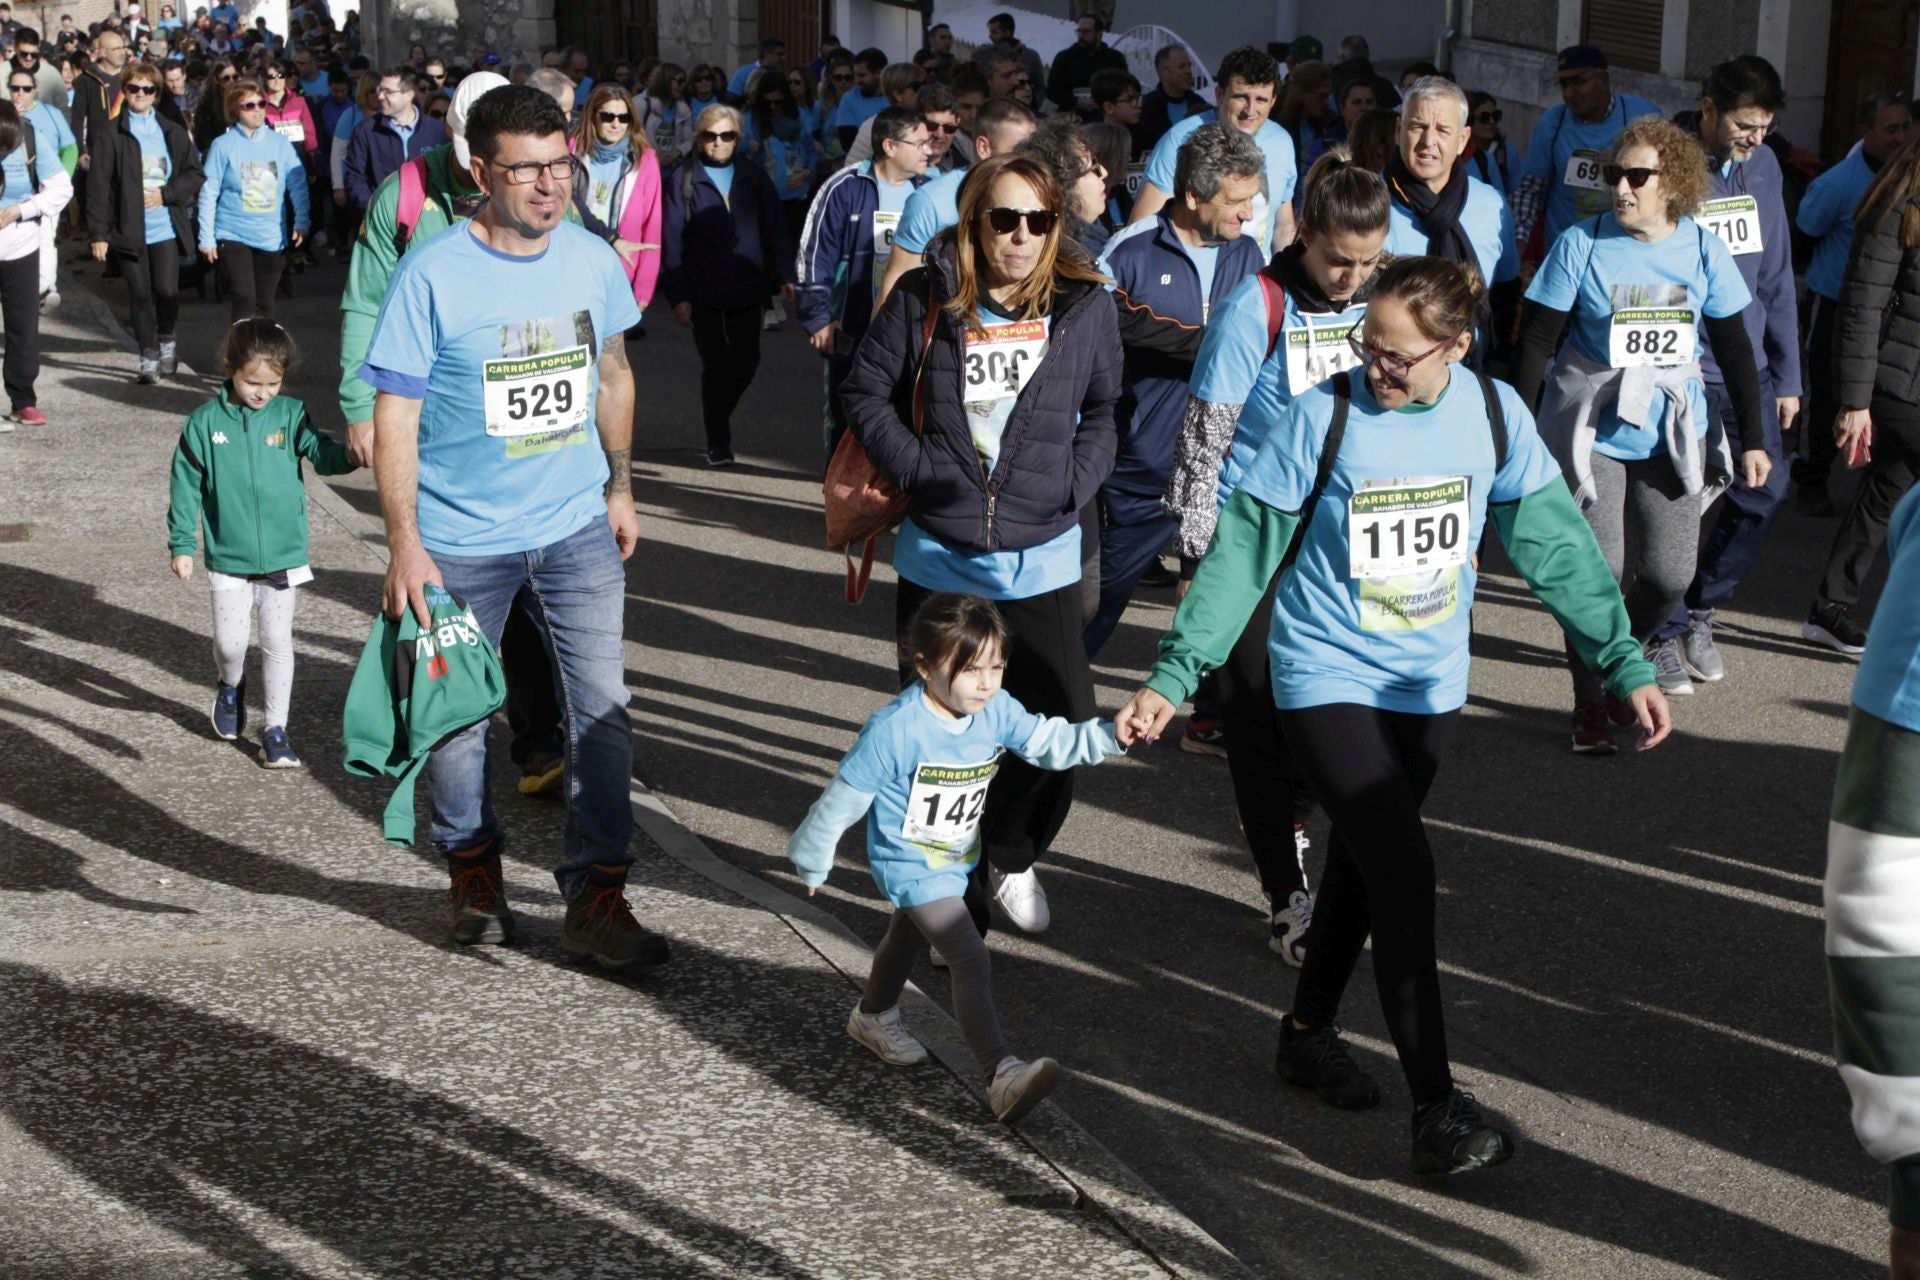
[1535, 342, 1732, 512]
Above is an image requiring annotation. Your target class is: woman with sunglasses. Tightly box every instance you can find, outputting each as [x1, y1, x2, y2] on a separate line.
[661, 103, 793, 467]
[637, 62, 690, 168]
[1120, 255, 1669, 1175]
[86, 60, 201, 385]
[842, 153, 1120, 936]
[1516, 116, 1766, 753]
[686, 64, 723, 120]
[1464, 91, 1509, 196]
[787, 65, 820, 177]
[814, 54, 855, 166]
[742, 68, 815, 327]
[259, 62, 318, 259]
[197, 77, 310, 325]
[194, 57, 242, 153]
[571, 83, 660, 339]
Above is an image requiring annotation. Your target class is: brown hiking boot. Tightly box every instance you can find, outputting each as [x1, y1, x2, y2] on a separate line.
[446, 843, 515, 946]
[561, 863, 670, 970]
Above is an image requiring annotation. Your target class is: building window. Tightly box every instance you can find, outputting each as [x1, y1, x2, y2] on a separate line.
[1583, 0, 1665, 73]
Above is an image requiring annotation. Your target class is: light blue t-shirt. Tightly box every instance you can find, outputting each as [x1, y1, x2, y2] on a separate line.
[1176, 238, 1220, 320]
[1166, 96, 1196, 125]
[127, 109, 173, 244]
[703, 160, 734, 202]
[1525, 212, 1752, 461]
[1193, 269, 1369, 504]
[332, 103, 362, 143]
[1384, 173, 1517, 284]
[1517, 94, 1663, 242]
[828, 684, 1120, 907]
[894, 307, 1079, 599]
[0, 133, 34, 208]
[1143, 113, 1297, 253]
[24, 101, 73, 162]
[895, 165, 964, 254]
[871, 171, 912, 296]
[583, 145, 626, 224]
[1236, 365, 1563, 714]
[359, 222, 643, 557]
[1800, 144, 1876, 302]
[832, 87, 887, 132]
[1854, 487, 1920, 733]
[198, 123, 308, 252]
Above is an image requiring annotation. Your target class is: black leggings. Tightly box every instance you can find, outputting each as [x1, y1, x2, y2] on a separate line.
[1217, 572, 1315, 900]
[0, 251, 37, 411]
[1281, 702, 1459, 1108]
[689, 303, 763, 453]
[217, 239, 285, 323]
[119, 240, 180, 354]
[1817, 396, 1920, 608]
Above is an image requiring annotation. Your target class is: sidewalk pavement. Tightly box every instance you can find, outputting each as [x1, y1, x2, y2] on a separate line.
[0, 278, 1252, 1278]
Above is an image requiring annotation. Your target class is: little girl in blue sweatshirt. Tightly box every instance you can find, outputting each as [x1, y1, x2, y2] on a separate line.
[788, 592, 1124, 1125]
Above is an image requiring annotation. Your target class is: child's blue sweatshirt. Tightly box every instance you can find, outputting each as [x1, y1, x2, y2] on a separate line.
[198, 122, 309, 253]
[788, 683, 1123, 907]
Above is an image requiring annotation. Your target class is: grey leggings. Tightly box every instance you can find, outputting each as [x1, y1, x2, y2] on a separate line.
[861, 895, 1008, 1077]
[211, 580, 296, 728]
[1567, 452, 1698, 702]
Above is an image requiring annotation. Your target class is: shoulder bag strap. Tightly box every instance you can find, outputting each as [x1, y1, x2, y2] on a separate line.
[848, 273, 943, 603]
[1280, 369, 1351, 570]
[1475, 368, 1508, 471]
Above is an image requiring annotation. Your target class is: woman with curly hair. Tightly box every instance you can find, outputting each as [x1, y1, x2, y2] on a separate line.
[1514, 115, 1768, 754]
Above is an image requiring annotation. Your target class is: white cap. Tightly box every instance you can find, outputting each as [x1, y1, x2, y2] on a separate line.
[448, 71, 509, 172]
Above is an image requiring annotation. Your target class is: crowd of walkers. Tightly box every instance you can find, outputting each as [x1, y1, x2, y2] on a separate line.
[43, 1, 1917, 1255]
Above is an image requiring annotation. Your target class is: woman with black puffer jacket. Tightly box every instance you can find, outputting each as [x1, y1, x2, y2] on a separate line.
[841, 151, 1121, 941]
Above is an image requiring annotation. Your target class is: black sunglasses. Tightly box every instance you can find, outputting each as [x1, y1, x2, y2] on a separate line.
[698, 129, 738, 142]
[1473, 109, 1501, 123]
[927, 120, 959, 134]
[830, 72, 852, 82]
[983, 206, 1056, 235]
[123, 83, 157, 95]
[596, 109, 631, 122]
[1603, 165, 1660, 189]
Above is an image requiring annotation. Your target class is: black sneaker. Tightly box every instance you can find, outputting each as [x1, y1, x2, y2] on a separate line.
[705, 447, 736, 468]
[1276, 1018, 1380, 1109]
[446, 844, 515, 946]
[1795, 483, 1837, 517]
[1804, 600, 1868, 656]
[1411, 1088, 1514, 1175]
[561, 864, 671, 970]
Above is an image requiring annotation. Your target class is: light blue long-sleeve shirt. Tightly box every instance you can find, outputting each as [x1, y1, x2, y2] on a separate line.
[1801, 144, 1877, 303]
[199, 122, 309, 252]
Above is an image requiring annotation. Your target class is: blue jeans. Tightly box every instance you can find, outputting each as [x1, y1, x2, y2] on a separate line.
[425, 519, 633, 900]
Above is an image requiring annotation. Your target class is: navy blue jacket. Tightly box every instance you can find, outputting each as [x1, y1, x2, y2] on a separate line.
[1100, 215, 1264, 497]
[1138, 88, 1209, 156]
[660, 157, 793, 311]
[841, 232, 1122, 553]
[1694, 136, 1801, 397]
[344, 110, 449, 208]
[796, 159, 927, 340]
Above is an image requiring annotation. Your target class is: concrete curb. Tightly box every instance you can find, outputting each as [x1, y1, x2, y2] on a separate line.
[66, 265, 1251, 1277]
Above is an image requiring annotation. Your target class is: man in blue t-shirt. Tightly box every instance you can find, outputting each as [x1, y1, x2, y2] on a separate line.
[727, 37, 785, 99]
[1138, 44, 1207, 155]
[361, 85, 669, 972]
[1127, 46, 1296, 256]
[1512, 45, 1661, 253]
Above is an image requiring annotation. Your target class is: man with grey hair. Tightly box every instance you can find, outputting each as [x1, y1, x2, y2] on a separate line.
[528, 66, 575, 118]
[1084, 121, 1269, 656]
[1140, 43, 1206, 153]
[1383, 75, 1516, 296]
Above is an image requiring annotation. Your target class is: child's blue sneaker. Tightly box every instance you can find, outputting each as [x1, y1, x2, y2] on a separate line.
[257, 726, 301, 769]
[210, 680, 244, 741]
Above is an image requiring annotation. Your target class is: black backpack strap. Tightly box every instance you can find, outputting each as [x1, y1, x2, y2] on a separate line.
[22, 118, 37, 195]
[1280, 370, 1351, 570]
[1475, 369, 1507, 472]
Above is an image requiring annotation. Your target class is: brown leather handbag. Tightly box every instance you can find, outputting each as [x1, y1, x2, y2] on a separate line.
[823, 284, 941, 604]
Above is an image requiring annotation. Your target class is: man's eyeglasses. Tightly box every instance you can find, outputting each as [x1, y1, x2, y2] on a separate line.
[596, 109, 630, 123]
[13, 48, 35, 61]
[1346, 324, 1459, 380]
[1602, 164, 1659, 189]
[697, 129, 738, 143]
[489, 156, 579, 184]
[983, 206, 1057, 236]
[1723, 117, 1772, 140]
[7, 83, 32, 94]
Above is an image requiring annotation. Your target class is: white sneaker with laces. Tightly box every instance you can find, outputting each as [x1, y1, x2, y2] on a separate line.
[1270, 890, 1313, 967]
[846, 1003, 928, 1066]
[989, 1056, 1063, 1124]
[989, 865, 1050, 932]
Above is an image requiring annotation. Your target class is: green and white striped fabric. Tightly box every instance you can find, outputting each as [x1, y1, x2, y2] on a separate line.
[1826, 705, 1920, 1227]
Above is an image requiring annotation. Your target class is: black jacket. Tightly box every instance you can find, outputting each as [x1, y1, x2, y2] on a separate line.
[87, 108, 202, 255]
[841, 232, 1121, 554]
[69, 67, 116, 159]
[1046, 41, 1127, 115]
[1138, 87, 1208, 154]
[1837, 196, 1920, 411]
[660, 156, 793, 312]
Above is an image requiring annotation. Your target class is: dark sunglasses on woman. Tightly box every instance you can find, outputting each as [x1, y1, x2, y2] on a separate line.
[597, 110, 631, 123]
[1602, 165, 1659, 189]
[983, 207, 1056, 236]
[698, 129, 739, 143]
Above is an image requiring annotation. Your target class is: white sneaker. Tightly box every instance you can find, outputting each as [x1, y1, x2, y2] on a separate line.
[989, 866, 1049, 933]
[989, 1056, 1063, 1125]
[846, 1003, 927, 1066]
[761, 307, 782, 331]
[1270, 890, 1313, 968]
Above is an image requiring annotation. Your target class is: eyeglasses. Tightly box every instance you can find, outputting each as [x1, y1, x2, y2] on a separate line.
[596, 109, 631, 123]
[1473, 109, 1501, 123]
[489, 156, 580, 183]
[217, 72, 237, 81]
[8, 84, 32, 93]
[983, 206, 1056, 236]
[235, 97, 264, 109]
[831, 73, 852, 83]
[1602, 164, 1659, 189]
[1723, 116, 1772, 139]
[427, 72, 445, 82]
[13, 49, 35, 60]
[377, 85, 410, 96]
[697, 129, 738, 142]
[264, 70, 284, 79]
[1346, 324, 1459, 380]
[427, 106, 447, 118]
[927, 120, 959, 135]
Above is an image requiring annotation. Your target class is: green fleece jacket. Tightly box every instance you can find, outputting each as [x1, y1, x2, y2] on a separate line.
[166, 391, 355, 575]
[1144, 484, 1658, 708]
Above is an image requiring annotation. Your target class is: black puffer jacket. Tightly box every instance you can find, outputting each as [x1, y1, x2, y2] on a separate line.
[841, 231, 1121, 554]
[1837, 195, 1920, 410]
[86, 108, 201, 256]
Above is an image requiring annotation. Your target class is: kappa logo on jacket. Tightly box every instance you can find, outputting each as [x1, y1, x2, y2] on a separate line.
[210, 431, 230, 444]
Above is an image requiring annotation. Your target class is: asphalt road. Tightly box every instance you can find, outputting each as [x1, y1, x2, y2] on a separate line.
[94, 237, 1889, 1279]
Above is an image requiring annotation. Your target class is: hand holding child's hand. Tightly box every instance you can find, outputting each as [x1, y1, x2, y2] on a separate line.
[1115, 688, 1176, 747]
[170, 554, 193, 580]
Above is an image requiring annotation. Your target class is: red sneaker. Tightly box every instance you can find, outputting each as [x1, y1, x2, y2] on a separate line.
[1571, 701, 1618, 755]
[1603, 693, 1638, 728]
[10, 406, 46, 426]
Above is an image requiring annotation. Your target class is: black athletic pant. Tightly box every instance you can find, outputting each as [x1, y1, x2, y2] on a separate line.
[1817, 396, 1920, 608]
[1217, 571, 1314, 901]
[689, 303, 763, 454]
[501, 588, 564, 774]
[1282, 702, 1459, 1108]
[118, 240, 180, 354]
[217, 239, 285, 323]
[0, 251, 38, 412]
[896, 575, 1096, 934]
[1794, 294, 1841, 490]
